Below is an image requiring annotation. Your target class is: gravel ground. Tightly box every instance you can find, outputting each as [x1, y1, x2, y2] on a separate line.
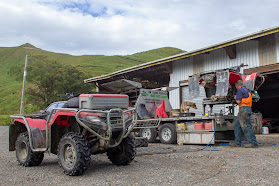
[0, 126, 278, 185]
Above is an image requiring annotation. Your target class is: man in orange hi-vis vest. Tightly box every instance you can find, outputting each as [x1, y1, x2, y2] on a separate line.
[231, 80, 258, 148]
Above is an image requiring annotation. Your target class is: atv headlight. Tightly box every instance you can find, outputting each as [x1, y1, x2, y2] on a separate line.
[87, 116, 102, 123]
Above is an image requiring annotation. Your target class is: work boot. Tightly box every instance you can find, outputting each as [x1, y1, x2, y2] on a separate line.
[229, 142, 241, 147]
[244, 144, 258, 148]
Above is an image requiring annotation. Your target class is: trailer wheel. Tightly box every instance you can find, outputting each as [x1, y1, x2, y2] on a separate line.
[159, 123, 177, 144]
[107, 134, 136, 166]
[140, 128, 157, 143]
[58, 132, 91, 176]
[15, 132, 44, 167]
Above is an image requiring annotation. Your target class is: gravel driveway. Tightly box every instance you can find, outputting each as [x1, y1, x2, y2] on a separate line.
[0, 126, 278, 185]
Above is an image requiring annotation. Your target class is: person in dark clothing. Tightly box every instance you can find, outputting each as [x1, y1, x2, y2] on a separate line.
[231, 80, 258, 148]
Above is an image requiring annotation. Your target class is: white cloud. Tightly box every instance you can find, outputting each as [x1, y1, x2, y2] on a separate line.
[0, 0, 279, 55]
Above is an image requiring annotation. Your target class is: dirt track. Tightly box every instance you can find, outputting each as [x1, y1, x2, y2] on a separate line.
[0, 126, 278, 185]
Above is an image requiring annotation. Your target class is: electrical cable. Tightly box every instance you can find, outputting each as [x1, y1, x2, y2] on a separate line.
[201, 118, 277, 151]
[213, 142, 277, 147]
[201, 119, 218, 151]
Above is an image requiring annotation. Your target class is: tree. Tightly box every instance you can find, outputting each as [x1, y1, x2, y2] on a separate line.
[26, 55, 92, 107]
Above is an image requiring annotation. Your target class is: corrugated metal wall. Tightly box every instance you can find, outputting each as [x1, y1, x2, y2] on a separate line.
[259, 34, 277, 66]
[193, 55, 205, 74]
[170, 40, 260, 110]
[169, 57, 193, 109]
[204, 40, 259, 72]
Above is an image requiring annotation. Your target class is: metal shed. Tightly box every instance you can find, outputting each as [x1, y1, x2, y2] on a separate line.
[85, 26, 279, 124]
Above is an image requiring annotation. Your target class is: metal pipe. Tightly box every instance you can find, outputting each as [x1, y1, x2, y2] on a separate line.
[96, 82, 99, 92]
[123, 109, 138, 138]
[20, 55, 28, 114]
[75, 109, 110, 141]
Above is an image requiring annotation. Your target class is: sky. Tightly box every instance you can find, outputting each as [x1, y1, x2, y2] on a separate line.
[0, 0, 279, 56]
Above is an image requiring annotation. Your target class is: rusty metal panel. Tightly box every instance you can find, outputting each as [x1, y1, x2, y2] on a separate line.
[259, 34, 276, 66]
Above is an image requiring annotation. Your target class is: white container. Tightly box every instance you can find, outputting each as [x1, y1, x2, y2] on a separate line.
[79, 94, 129, 109]
[262, 127, 269, 134]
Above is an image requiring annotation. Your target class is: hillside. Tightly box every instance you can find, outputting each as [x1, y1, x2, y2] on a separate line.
[0, 43, 185, 114]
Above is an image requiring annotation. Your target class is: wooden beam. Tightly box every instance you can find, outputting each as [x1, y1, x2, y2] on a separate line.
[224, 45, 236, 59]
[179, 80, 188, 86]
[179, 87, 182, 108]
[164, 63, 172, 74]
[244, 63, 279, 74]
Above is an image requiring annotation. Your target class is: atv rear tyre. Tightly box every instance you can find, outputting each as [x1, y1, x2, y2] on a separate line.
[58, 132, 90, 176]
[15, 132, 44, 166]
[107, 134, 136, 166]
[140, 128, 157, 143]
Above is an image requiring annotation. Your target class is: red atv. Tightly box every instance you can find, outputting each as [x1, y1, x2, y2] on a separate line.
[9, 94, 139, 176]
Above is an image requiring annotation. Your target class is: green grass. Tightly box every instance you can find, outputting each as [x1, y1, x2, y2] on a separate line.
[0, 43, 185, 115]
[0, 115, 11, 126]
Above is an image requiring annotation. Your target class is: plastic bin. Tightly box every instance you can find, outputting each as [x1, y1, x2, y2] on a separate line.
[194, 122, 204, 130]
[204, 121, 213, 130]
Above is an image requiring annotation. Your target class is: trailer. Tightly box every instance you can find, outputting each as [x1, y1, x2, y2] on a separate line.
[98, 79, 235, 144]
[98, 64, 265, 145]
[134, 114, 236, 145]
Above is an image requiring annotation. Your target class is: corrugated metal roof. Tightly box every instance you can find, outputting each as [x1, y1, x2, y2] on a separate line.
[84, 25, 279, 83]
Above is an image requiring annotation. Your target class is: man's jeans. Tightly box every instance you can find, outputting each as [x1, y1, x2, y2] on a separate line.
[234, 106, 258, 146]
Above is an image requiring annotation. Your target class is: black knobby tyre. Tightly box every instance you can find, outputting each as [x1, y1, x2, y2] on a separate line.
[15, 132, 44, 167]
[159, 123, 177, 144]
[140, 128, 157, 143]
[107, 134, 136, 166]
[58, 132, 91, 176]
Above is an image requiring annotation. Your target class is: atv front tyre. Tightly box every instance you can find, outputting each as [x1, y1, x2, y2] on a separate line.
[58, 132, 91, 176]
[107, 134, 136, 166]
[15, 132, 44, 166]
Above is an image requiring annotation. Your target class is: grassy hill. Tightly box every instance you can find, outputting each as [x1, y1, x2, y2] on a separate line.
[0, 43, 185, 117]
